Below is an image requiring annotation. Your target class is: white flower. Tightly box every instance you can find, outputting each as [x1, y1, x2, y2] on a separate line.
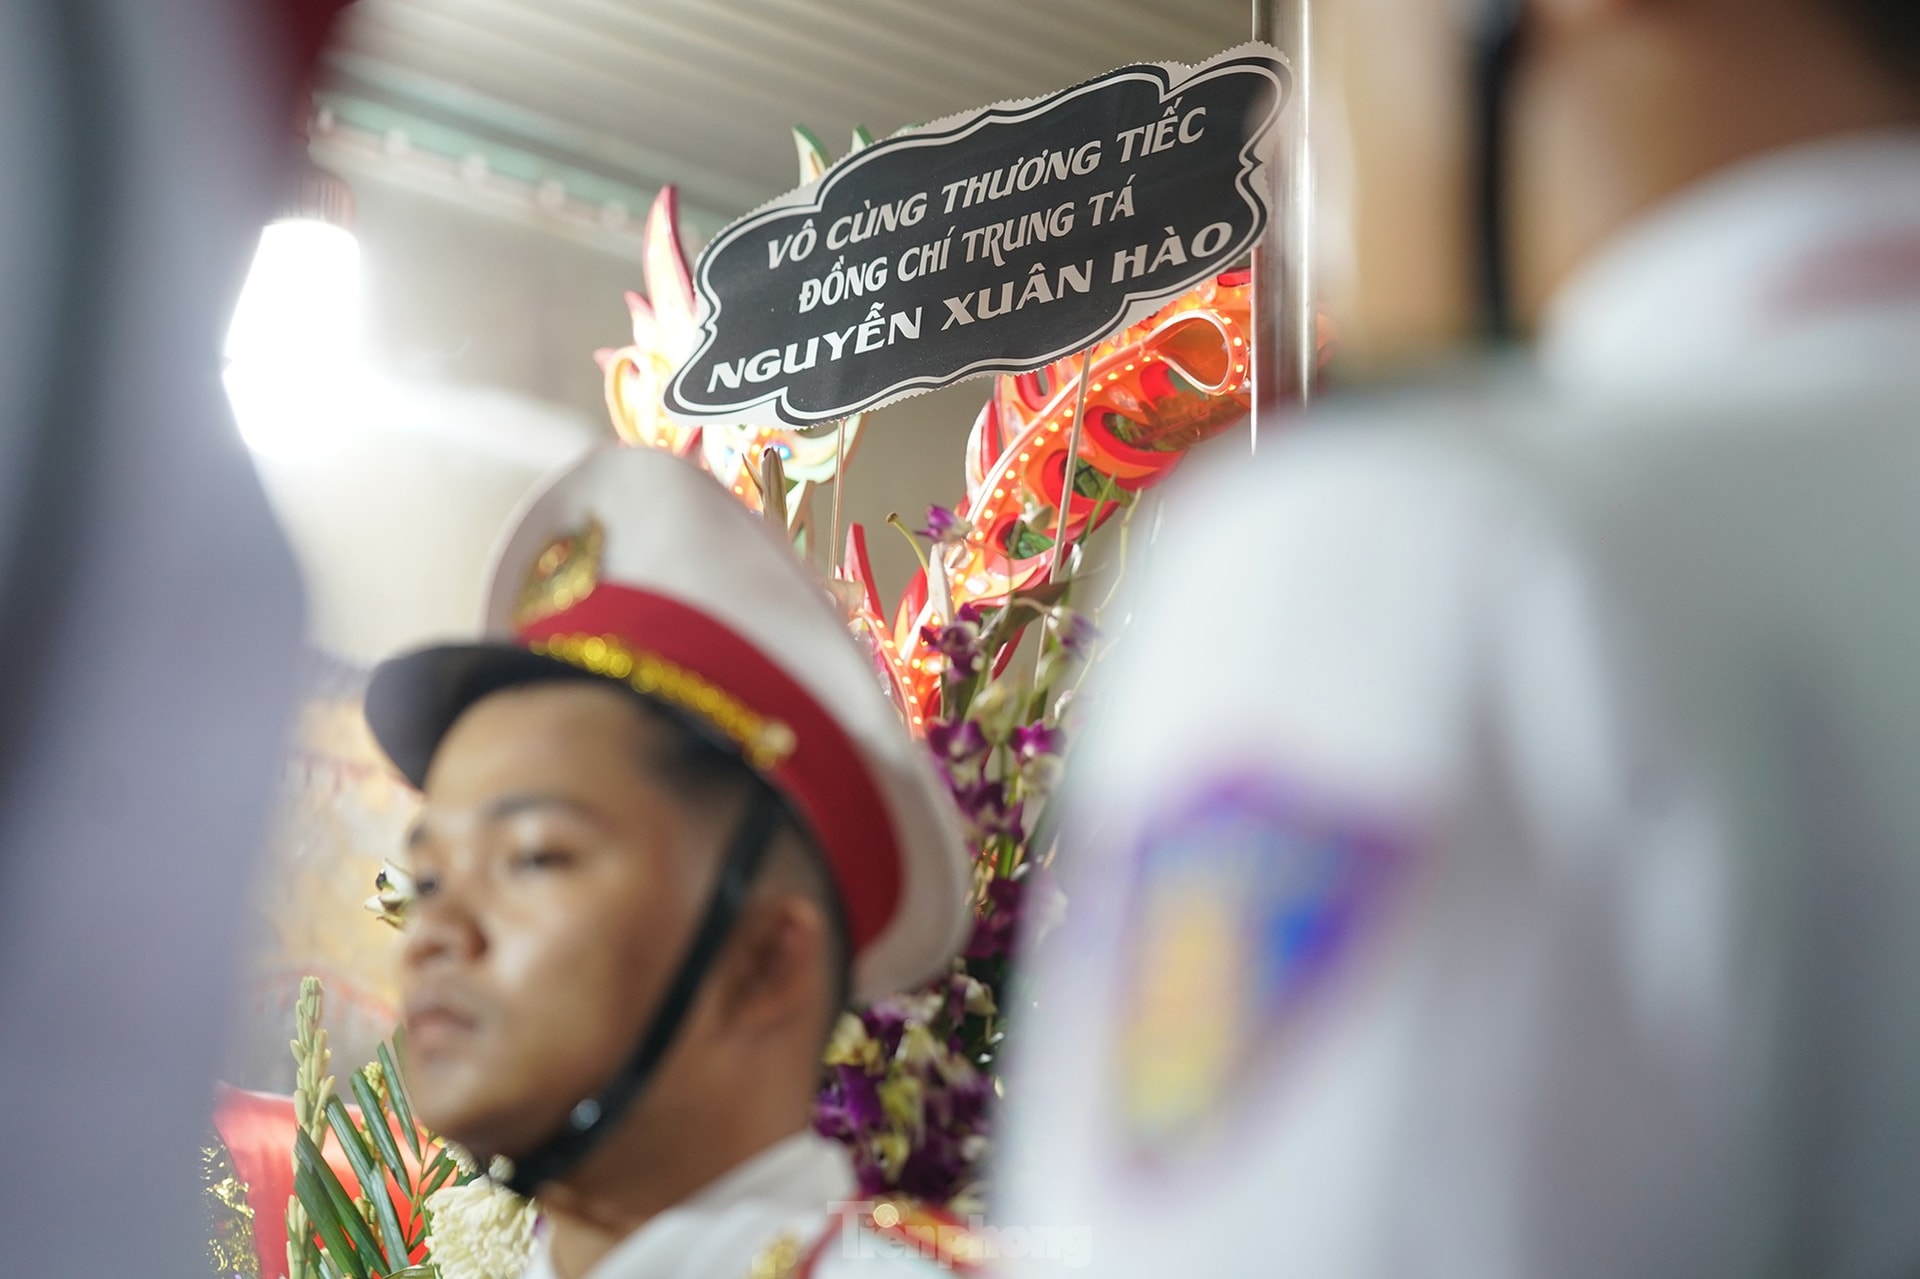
[824, 1011, 879, 1070]
[364, 861, 418, 930]
[966, 678, 1020, 739]
[1020, 753, 1066, 796]
[959, 975, 997, 1019]
[424, 1180, 537, 1279]
[897, 1021, 943, 1072]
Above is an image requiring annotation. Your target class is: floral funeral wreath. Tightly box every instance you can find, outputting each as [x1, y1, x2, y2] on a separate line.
[204, 122, 1322, 1279]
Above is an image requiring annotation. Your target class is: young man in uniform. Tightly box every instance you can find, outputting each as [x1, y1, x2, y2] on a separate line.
[365, 446, 980, 1279]
[1004, 0, 1920, 1274]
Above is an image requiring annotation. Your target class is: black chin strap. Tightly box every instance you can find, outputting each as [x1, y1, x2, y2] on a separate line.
[1472, 0, 1526, 343]
[500, 786, 783, 1198]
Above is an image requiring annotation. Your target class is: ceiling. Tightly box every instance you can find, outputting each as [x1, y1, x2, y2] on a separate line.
[294, 0, 1266, 639]
[324, 0, 1258, 229]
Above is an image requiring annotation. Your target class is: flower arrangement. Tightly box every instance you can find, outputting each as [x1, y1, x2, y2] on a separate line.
[835, 266, 1253, 735]
[284, 976, 535, 1279]
[332, 126, 1273, 1241]
[591, 127, 1265, 1210]
[808, 515, 1110, 1208]
[780, 141, 1259, 1206]
[597, 128, 875, 539]
[418, 1181, 538, 1279]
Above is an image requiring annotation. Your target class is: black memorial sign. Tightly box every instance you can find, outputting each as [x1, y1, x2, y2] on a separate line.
[665, 44, 1290, 428]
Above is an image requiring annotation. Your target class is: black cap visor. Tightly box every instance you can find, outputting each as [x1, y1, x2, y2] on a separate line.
[364, 642, 734, 789]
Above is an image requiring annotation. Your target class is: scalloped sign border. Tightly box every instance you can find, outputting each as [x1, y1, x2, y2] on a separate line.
[665, 43, 1291, 428]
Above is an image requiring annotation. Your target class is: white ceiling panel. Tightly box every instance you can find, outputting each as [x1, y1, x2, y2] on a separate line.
[328, 0, 1257, 220]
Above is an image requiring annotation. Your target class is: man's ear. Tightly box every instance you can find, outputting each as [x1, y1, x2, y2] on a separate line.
[716, 894, 832, 1034]
[1530, 0, 1630, 32]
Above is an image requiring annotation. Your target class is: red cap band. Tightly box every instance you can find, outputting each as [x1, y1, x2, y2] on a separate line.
[519, 583, 904, 952]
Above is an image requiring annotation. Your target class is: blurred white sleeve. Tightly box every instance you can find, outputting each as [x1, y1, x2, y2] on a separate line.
[0, 2, 306, 1277]
[1000, 425, 1754, 1279]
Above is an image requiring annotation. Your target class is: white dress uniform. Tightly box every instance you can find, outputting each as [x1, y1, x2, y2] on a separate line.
[520, 1134, 979, 1279]
[1000, 131, 1920, 1277]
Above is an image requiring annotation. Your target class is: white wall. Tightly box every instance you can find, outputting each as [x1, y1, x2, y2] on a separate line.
[252, 173, 983, 664]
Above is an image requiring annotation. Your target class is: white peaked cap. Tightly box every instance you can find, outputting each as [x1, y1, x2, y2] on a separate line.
[365, 445, 973, 1000]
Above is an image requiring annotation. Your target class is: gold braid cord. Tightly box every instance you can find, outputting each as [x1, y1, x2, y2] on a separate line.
[530, 633, 798, 770]
[202, 1135, 259, 1279]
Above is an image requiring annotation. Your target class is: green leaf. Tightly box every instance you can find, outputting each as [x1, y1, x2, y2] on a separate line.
[290, 1211, 323, 1279]
[351, 1071, 411, 1189]
[1103, 411, 1146, 446]
[1071, 465, 1125, 502]
[418, 1151, 460, 1199]
[326, 1096, 409, 1268]
[1005, 520, 1055, 561]
[295, 1163, 373, 1279]
[378, 1039, 422, 1162]
[792, 123, 829, 168]
[296, 1127, 382, 1279]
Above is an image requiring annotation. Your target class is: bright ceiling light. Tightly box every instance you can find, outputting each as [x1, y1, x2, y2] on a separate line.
[226, 219, 360, 367]
[225, 163, 365, 457]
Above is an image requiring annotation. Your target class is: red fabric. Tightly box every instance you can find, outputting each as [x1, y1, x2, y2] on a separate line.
[520, 585, 905, 951]
[213, 1083, 425, 1279]
[258, 0, 357, 134]
[274, 0, 354, 82]
[215, 1085, 345, 1279]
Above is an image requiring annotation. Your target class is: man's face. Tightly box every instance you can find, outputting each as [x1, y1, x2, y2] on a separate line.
[396, 682, 715, 1158]
[1323, 0, 1705, 359]
[1320, 0, 1481, 368]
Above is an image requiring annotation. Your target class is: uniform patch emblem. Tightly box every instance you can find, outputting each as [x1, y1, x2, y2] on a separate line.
[515, 516, 603, 628]
[1114, 775, 1405, 1159]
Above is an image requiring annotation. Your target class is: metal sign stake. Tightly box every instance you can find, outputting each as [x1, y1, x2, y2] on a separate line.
[1047, 347, 1097, 587]
[1250, 0, 1315, 454]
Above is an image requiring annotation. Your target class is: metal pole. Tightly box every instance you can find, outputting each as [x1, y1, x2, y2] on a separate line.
[829, 417, 847, 574]
[1250, 0, 1314, 454]
[1047, 347, 1096, 585]
[1282, 0, 1316, 407]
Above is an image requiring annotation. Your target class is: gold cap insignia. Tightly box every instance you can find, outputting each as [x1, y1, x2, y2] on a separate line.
[515, 517, 604, 629]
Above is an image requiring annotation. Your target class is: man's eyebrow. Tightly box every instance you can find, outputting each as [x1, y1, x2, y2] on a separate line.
[479, 792, 607, 826]
[405, 793, 609, 849]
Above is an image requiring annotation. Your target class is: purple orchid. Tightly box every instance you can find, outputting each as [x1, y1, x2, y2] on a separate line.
[1047, 606, 1098, 656]
[954, 778, 1024, 841]
[919, 627, 980, 676]
[894, 1102, 986, 1203]
[918, 603, 986, 677]
[863, 1001, 915, 1052]
[938, 971, 997, 1024]
[926, 717, 990, 764]
[914, 504, 965, 544]
[817, 1063, 886, 1132]
[1010, 722, 1064, 761]
[965, 875, 1027, 961]
[813, 992, 998, 1206]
